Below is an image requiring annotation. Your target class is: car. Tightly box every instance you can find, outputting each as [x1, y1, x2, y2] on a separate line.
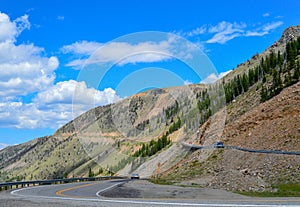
[131, 173, 140, 179]
[214, 142, 224, 148]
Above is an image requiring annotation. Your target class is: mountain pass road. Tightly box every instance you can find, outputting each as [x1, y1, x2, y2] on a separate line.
[1, 179, 299, 207]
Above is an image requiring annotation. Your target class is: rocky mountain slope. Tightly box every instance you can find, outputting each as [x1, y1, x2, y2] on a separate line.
[158, 81, 300, 192]
[0, 25, 299, 193]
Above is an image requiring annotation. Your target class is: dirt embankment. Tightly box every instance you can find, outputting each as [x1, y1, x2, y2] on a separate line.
[224, 81, 300, 151]
[159, 82, 300, 192]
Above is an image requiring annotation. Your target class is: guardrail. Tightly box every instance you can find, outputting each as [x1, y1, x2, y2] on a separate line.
[0, 176, 126, 191]
[181, 142, 300, 155]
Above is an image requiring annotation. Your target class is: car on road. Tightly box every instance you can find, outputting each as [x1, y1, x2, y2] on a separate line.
[214, 142, 224, 148]
[131, 173, 140, 179]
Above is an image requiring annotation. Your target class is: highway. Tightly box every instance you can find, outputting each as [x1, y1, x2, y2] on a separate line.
[1, 179, 299, 207]
[181, 142, 300, 155]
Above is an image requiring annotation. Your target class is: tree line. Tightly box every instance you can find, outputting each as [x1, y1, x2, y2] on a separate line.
[223, 36, 300, 103]
[133, 117, 181, 157]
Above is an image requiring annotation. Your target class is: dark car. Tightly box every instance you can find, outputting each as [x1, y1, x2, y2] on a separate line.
[131, 173, 140, 179]
[214, 142, 224, 148]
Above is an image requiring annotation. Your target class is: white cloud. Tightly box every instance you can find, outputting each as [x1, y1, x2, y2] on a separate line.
[0, 13, 30, 43]
[206, 21, 246, 44]
[57, 16, 65, 21]
[245, 31, 268, 37]
[245, 21, 283, 37]
[184, 80, 193, 85]
[176, 20, 283, 44]
[208, 21, 246, 33]
[0, 12, 58, 100]
[0, 12, 111, 130]
[176, 26, 207, 37]
[62, 35, 197, 68]
[201, 70, 232, 84]
[263, 13, 270, 17]
[262, 21, 283, 32]
[61, 40, 103, 55]
[0, 13, 17, 42]
[0, 80, 121, 129]
[63, 40, 171, 68]
[90, 40, 171, 65]
[0, 143, 9, 150]
[206, 21, 283, 44]
[32, 80, 121, 127]
[35, 80, 120, 107]
[14, 14, 30, 35]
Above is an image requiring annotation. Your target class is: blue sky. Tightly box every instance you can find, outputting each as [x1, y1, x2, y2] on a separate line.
[0, 0, 299, 148]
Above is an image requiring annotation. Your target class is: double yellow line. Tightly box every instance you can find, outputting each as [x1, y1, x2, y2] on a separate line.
[55, 183, 95, 198]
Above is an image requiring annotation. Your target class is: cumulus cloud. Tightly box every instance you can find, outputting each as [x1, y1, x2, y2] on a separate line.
[1, 80, 121, 129]
[32, 80, 121, 127]
[0, 12, 121, 130]
[0, 13, 30, 43]
[0, 12, 58, 100]
[201, 70, 232, 84]
[35, 80, 120, 107]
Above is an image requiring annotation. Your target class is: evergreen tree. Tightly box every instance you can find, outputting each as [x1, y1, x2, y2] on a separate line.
[277, 51, 283, 66]
[293, 61, 300, 81]
[88, 168, 94, 177]
[242, 73, 249, 92]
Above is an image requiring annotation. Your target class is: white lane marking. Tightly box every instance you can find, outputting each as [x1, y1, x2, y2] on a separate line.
[11, 184, 52, 194]
[96, 182, 123, 197]
[10, 185, 300, 207]
[94, 198, 300, 207]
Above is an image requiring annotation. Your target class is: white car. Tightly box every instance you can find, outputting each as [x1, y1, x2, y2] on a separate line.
[131, 173, 140, 179]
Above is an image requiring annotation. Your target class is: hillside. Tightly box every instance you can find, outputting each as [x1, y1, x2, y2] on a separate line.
[0, 84, 207, 180]
[0, 25, 299, 193]
[157, 81, 300, 192]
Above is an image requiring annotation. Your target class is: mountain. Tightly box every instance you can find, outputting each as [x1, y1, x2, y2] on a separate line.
[0, 25, 299, 192]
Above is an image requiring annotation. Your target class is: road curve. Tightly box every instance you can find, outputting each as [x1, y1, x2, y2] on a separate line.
[1, 180, 299, 207]
[181, 142, 300, 155]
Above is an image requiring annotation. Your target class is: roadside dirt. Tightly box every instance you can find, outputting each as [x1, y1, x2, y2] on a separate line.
[223, 81, 300, 152]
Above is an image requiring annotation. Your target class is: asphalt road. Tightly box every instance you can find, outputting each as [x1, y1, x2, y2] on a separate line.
[1, 180, 300, 207]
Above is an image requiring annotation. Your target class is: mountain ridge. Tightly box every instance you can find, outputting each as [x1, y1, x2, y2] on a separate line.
[0, 25, 299, 192]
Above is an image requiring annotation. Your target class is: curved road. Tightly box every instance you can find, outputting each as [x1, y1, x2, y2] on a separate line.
[181, 142, 300, 155]
[1, 180, 299, 207]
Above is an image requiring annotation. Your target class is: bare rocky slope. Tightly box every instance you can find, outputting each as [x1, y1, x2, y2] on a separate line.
[0, 25, 299, 193]
[158, 81, 300, 192]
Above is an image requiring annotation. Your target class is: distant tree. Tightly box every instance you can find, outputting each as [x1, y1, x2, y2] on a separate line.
[260, 86, 268, 102]
[277, 51, 283, 66]
[242, 73, 249, 92]
[98, 168, 103, 175]
[293, 61, 300, 81]
[88, 168, 94, 177]
[63, 172, 68, 178]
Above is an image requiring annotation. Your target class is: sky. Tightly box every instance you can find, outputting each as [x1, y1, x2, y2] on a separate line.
[0, 0, 299, 148]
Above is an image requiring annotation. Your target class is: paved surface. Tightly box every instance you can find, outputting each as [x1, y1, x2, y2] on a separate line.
[181, 142, 300, 155]
[1, 179, 299, 207]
